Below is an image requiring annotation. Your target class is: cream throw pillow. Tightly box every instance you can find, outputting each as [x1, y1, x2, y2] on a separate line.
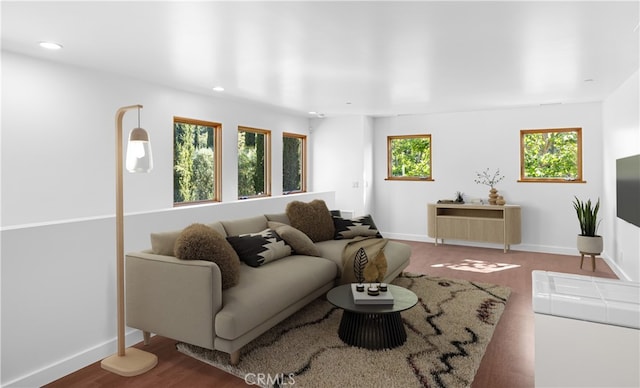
[268, 221, 321, 257]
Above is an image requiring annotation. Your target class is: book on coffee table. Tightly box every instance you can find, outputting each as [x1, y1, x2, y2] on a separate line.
[351, 283, 394, 305]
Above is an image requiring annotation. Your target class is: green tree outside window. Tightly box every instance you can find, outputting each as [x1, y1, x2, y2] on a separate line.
[387, 135, 432, 180]
[283, 133, 305, 193]
[238, 127, 271, 198]
[173, 118, 219, 205]
[520, 128, 583, 182]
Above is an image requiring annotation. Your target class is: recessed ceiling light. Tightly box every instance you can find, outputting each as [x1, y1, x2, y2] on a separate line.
[308, 111, 318, 115]
[38, 41, 63, 50]
[212, 86, 224, 92]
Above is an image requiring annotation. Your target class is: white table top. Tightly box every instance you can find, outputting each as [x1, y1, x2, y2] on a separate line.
[532, 270, 640, 329]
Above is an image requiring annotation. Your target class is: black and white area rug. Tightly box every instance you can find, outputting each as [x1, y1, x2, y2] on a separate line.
[177, 273, 511, 388]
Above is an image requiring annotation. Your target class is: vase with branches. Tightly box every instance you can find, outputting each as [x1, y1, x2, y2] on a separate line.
[474, 168, 505, 188]
[474, 168, 505, 204]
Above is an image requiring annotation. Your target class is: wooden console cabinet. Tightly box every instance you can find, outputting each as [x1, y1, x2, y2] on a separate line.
[427, 203, 521, 252]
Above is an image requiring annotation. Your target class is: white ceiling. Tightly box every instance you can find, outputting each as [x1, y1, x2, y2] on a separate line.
[2, 1, 639, 117]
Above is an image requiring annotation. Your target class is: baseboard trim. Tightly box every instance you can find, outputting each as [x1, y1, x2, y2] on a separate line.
[384, 232, 430, 242]
[384, 232, 577, 255]
[3, 330, 145, 388]
[601, 253, 631, 281]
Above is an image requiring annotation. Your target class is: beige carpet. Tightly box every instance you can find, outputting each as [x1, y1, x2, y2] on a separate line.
[177, 273, 511, 388]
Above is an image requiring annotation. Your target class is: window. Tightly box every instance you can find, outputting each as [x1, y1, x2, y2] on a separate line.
[387, 134, 433, 180]
[520, 127, 583, 182]
[173, 117, 222, 205]
[282, 133, 306, 194]
[238, 126, 271, 198]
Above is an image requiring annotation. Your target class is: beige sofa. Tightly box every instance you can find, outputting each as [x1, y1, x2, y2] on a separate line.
[125, 213, 411, 364]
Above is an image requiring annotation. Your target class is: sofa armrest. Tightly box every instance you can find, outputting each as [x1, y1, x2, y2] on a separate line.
[125, 252, 222, 349]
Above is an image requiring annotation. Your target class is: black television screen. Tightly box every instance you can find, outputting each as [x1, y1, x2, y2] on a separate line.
[616, 154, 640, 227]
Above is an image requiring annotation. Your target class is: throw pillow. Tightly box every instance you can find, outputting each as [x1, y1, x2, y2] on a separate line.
[150, 222, 226, 256]
[286, 199, 335, 242]
[340, 237, 388, 284]
[226, 228, 292, 267]
[268, 221, 321, 257]
[333, 214, 383, 240]
[174, 223, 240, 289]
[364, 251, 388, 283]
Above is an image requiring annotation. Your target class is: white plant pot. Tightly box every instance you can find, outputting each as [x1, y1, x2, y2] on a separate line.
[577, 235, 603, 255]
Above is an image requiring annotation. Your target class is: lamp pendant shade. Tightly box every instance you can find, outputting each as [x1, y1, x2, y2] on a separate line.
[126, 127, 153, 173]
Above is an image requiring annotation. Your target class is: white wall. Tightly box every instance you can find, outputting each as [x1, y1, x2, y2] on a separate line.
[313, 104, 606, 255]
[312, 88, 640, 279]
[314, 103, 602, 254]
[1, 51, 310, 227]
[362, 116, 374, 215]
[0, 51, 331, 386]
[311, 115, 371, 216]
[602, 70, 640, 281]
[374, 105, 606, 254]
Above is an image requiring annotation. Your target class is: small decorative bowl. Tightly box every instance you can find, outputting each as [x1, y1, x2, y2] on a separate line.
[356, 284, 365, 292]
[367, 286, 380, 296]
[379, 283, 388, 292]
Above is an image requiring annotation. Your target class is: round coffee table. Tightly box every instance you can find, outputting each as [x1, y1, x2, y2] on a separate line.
[326, 284, 418, 350]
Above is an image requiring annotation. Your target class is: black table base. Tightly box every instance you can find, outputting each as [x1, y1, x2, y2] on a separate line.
[337, 310, 407, 350]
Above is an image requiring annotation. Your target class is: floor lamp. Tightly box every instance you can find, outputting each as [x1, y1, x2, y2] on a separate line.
[101, 105, 158, 376]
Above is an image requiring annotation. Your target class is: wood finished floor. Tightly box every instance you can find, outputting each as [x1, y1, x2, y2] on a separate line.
[45, 241, 617, 388]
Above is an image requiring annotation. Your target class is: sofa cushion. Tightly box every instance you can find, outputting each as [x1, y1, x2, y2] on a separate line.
[150, 222, 226, 256]
[226, 229, 292, 267]
[268, 221, 321, 257]
[265, 213, 290, 225]
[215, 255, 337, 340]
[286, 199, 335, 242]
[150, 229, 182, 256]
[221, 215, 269, 237]
[333, 214, 383, 240]
[173, 223, 240, 289]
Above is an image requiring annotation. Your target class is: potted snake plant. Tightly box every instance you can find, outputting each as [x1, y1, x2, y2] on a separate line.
[572, 196, 603, 254]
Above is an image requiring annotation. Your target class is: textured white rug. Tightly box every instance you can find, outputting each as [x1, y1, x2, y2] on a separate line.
[177, 273, 511, 387]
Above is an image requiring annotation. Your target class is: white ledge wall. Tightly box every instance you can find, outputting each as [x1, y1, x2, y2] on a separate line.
[1, 192, 335, 387]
